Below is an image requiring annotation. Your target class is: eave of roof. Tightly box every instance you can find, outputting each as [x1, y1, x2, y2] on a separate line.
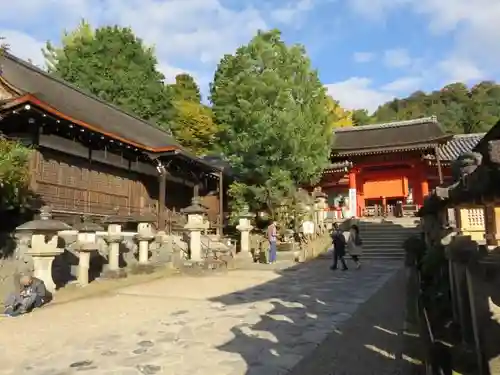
[322, 160, 352, 173]
[334, 138, 451, 157]
[1, 94, 176, 152]
[0, 52, 180, 152]
[332, 116, 450, 154]
[424, 133, 484, 164]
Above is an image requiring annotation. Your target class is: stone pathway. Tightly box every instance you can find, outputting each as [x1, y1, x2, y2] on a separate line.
[0, 258, 401, 375]
[288, 267, 423, 375]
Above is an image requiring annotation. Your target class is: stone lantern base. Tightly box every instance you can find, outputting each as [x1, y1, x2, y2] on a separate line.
[102, 268, 128, 279]
[128, 263, 156, 275]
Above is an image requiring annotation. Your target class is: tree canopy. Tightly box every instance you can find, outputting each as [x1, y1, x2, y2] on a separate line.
[0, 137, 32, 211]
[210, 29, 331, 216]
[42, 21, 173, 128]
[359, 81, 500, 133]
[167, 73, 218, 155]
[171, 73, 201, 102]
[326, 96, 353, 129]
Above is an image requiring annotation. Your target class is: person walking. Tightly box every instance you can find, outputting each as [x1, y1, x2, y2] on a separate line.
[330, 223, 348, 271]
[347, 224, 363, 269]
[267, 220, 278, 264]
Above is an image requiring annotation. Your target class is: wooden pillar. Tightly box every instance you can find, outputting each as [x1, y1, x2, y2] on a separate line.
[218, 171, 224, 236]
[435, 144, 443, 184]
[158, 170, 167, 230]
[421, 179, 429, 200]
[484, 202, 500, 247]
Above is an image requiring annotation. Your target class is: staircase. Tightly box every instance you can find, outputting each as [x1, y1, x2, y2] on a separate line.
[357, 218, 419, 260]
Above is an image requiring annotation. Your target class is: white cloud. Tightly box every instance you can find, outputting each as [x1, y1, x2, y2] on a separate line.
[0, 0, 272, 81]
[325, 77, 395, 112]
[348, 0, 500, 82]
[381, 76, 422, 92]
[326, 75, 427, 112]
[383, 48, 412, 68]
[0, 30, 45, 67]
[353, 52, 374, 63]
[438, 57, 484, 82]
[270, 0, 315, 25]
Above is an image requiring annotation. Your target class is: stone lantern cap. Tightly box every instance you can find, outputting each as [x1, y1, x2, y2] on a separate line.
[239, 204, 254, 218]
[182, 197, 207, 215]
[312, 187, 327, 198]
[132, 212, 157, 223]
[103, 208, 130, 225]
[73, 216, 104, 232]
[16, 206, 72, 233]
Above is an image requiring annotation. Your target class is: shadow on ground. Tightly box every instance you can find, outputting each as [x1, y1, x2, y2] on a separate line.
[210, 256, 422, 375]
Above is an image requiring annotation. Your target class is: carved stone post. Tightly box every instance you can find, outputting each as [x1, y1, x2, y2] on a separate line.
[446, 235, 479, 353]
[103, 214, 128, 278]
[134, 213, 156, 264]
[236, 205, 254, 259]
[183, 197, 209, 262]
[73, 217, 103, 287]
[16, 206, 72, 293]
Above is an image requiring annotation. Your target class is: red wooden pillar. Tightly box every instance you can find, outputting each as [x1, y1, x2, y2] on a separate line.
[419, 164, 429, 205]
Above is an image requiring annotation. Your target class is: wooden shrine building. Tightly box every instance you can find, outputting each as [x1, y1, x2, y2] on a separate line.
[0, 52, 227, 230]
[321, 116, 484, 218]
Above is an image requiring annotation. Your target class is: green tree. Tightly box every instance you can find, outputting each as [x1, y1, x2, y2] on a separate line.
[42, 22, 173, 127]
[167, 73, 219, 155]
[170, 73, 201, 102]
[0, 137, 32, 210]
[210, 29, 331, 217]
[352, 109, 371, 126]
[170, 99, 218, 155]
[365, 81, 500, 133]
[326, 96, 353, 129]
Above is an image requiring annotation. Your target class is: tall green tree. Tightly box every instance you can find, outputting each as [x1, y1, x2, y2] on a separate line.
[42, 22, 173, 127]
[210, 29, 331, 216]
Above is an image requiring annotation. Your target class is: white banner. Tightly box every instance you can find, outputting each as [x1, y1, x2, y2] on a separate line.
[348, 188, 357, 217]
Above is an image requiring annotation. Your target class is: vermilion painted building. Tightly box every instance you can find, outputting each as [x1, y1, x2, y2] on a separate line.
[320, 116, 484, 217]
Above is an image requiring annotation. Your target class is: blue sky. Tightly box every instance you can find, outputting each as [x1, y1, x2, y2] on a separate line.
[1, 0, 499, 112]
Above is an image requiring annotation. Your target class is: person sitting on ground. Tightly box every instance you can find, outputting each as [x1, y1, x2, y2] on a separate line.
[3, 275, 50, 317]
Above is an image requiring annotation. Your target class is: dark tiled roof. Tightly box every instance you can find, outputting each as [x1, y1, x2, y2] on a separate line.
[436, 133, 484, 161]
[200, 155, 233, 176]
[323, 160, 352, 173]
[0, 52, 179, 151]
[332, 116, 449, 156]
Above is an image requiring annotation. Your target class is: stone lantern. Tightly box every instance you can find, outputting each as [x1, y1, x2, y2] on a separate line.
[236, 204, 254, 258]
[134, 212, 156, 267]
[102, 212, 129, 278]
[312, 188, 328, 230]
[15, 206, 72, 293]
[73, 216, 104, 286]
[183, 197, 209, 262]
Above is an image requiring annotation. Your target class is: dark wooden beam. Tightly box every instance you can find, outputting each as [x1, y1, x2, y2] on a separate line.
[218, 170, 224, 236]
[435, 144, 443, 184]
[158, 167, 167, 230]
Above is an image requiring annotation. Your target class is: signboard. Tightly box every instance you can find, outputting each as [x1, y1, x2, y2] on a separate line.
[348, 188, 357, 217]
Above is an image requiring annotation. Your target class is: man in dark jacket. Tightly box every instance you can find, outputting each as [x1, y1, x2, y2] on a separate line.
[3, 275, 50, 317]
[330, 223, 348, 271]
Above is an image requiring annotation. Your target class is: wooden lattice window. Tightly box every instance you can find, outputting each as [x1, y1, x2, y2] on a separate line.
[465, 208, 485, 229]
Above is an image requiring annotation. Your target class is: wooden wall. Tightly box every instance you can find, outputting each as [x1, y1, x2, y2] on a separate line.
[30, 148, 192, 219]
